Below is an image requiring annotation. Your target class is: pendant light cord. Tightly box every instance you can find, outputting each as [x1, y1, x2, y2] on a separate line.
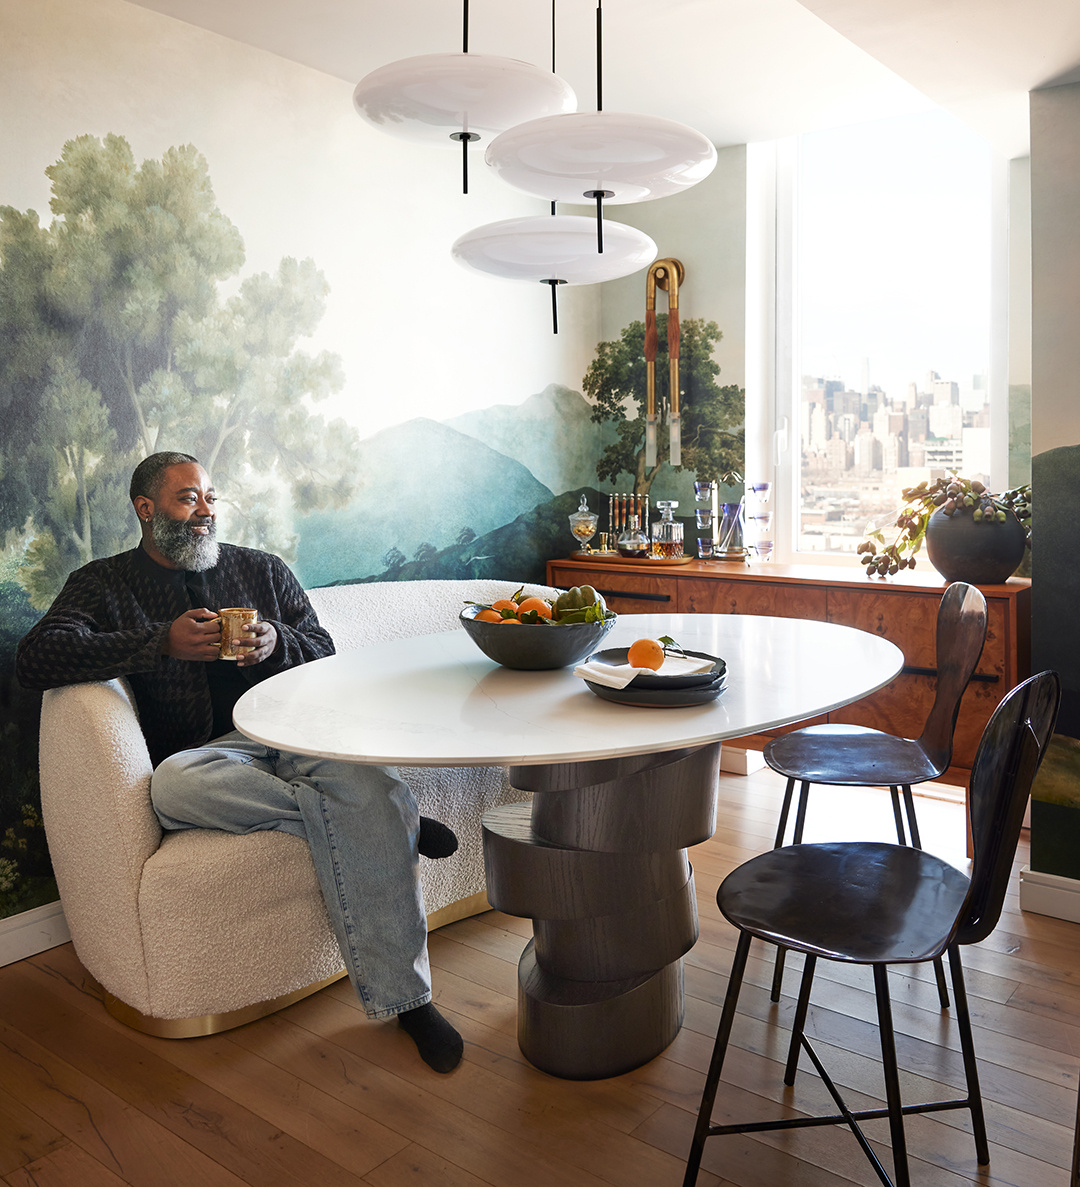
[596, 0, 603, 112]
[452, 0, 480, 192]
[582, 1, 611, 253]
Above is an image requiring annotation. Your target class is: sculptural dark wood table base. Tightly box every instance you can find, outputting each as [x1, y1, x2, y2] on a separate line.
[482, 743, 721, 1079]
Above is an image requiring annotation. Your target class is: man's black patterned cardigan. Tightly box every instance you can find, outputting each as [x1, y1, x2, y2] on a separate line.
[17, 544, 334, 767]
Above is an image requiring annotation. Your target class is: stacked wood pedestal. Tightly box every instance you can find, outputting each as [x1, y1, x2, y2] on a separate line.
[482, 743, 721, 1080]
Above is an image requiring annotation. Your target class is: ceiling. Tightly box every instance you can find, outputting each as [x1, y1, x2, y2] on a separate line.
[126, 0, 1080, 158]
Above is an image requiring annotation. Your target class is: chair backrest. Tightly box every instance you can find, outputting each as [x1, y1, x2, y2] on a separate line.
[916, 582, 988, 769]
[956, 669, 1061, 946]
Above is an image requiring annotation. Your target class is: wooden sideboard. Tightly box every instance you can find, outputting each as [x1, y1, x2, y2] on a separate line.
[546, 556, 1032, 771]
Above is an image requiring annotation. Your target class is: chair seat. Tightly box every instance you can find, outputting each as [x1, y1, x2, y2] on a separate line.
[764, 724, 944, 786]
[719, 841, 970, 965]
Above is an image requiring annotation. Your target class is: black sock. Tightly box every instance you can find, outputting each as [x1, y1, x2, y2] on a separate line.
[418, 816, 458, 859]
[398, 1003, 463, 1073]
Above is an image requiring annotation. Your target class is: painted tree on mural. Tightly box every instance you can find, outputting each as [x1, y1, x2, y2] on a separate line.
[0, 133, 358, 608]
[583, 316, 744, 496]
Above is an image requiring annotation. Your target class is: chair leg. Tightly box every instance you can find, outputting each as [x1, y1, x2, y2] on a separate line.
[792, 780, 811, 844]
[890, 784, 949, 1007]
[771, 779, 809, 1004]
[770, 945, 788, 1003]
[873, 963, 911, 1187]
[901, 784, 922, 849]
[889, 785, 908, 845]
[774, 778, 797, 848]
[932, 956, 951, 1009]
[684, 931, 752, 1187]
[948, 945, 990, 1165]
[784, 953, 817, 1085]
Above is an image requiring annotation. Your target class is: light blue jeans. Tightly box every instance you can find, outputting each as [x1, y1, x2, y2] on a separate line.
[150, 731, 431, 1019]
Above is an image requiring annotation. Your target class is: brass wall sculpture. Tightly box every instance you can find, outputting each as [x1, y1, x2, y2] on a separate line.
[644, 257, 685, 467]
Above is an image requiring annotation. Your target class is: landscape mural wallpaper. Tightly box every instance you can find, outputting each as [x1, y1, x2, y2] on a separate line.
[0, 0, 747, 925]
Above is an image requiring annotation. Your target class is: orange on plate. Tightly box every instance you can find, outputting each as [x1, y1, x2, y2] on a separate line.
[627, 638, 665, 670]
[517, 597, 553, 619]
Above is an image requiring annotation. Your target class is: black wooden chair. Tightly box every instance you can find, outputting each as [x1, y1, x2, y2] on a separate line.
[764, 580, 988, 1004]
[683, 669, 1060, 1187]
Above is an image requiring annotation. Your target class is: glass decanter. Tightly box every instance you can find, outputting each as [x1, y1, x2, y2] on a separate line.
[651, 500, 684, 559]
[616, 514, 650, 558]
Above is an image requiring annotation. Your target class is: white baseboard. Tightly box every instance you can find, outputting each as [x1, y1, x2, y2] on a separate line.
[719, 746, 766, 775]
[1018, 865, 1080, 924]
[0, 900, 70, 967]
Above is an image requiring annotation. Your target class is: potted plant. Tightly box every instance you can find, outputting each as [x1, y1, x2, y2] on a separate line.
[858, 475, 1031, 583]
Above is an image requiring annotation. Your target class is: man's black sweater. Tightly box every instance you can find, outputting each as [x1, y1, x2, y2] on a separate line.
[17, 544, 334, 766]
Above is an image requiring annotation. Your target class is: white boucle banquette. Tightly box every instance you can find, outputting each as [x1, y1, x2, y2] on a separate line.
[37, 578, 555, 1032]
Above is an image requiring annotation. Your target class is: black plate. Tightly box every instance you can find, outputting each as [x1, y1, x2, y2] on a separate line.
[584, 677, 727, 708]
[585, 648, 726, 690]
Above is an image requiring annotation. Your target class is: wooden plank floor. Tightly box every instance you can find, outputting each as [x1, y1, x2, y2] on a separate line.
[0, 766, 1076, 1186]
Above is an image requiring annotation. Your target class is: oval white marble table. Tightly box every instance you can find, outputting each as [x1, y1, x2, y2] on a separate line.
[234, 613, 902, 1079]
[233, 613, 902, 768]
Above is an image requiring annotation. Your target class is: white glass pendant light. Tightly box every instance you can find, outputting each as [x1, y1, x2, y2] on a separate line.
[484, 0, 716, 245]
[353, 55, 575, 146]
[451, 215, 656, 283]
[485, 111, 717, 205]
[352, 0, 575, 193]
[452, 215, 657, 332]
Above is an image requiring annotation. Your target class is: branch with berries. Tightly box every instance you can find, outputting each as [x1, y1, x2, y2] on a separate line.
[857, 475, 1031, 578]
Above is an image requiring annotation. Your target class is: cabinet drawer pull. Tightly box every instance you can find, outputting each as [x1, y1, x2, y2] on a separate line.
[596, 588, 671, 603]
[902, 665, 999, 684]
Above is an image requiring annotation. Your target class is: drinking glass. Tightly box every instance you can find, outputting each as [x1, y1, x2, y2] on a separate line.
[748, 481, 772, 504]
[747, 511, 774, 562]
[694, 480, 715, 501]
[697, 537, 714, 559]
[695, 508, 713, 530]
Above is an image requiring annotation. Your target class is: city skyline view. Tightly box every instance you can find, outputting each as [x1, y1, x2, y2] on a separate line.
[795, 109, 993, 554]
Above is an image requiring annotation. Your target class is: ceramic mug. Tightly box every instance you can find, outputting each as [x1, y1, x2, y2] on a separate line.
[218, 607, 258, 660]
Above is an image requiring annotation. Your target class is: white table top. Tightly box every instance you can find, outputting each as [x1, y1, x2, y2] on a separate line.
[232, 613, 903, 768]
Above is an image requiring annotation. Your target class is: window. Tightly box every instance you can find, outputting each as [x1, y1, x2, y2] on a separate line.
[750, 111, 1004, 565]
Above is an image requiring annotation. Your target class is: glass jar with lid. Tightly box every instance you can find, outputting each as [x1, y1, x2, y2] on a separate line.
[650, 500, 684, 559]
[568, 494, 598, 552]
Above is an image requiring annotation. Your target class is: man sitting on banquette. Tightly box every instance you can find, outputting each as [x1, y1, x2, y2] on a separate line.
[17, 451, 463, 1073]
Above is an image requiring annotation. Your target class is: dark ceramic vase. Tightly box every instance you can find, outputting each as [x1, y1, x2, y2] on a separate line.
[924, 506, 1026, 585]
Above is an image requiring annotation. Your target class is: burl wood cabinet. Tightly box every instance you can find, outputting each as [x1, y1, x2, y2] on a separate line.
[547, 557, 1031, 771]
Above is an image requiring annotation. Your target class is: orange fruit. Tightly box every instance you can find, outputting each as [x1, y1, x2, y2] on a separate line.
[498, 616, 521, 624]
[491, 599, 519, 614]
[627, 638, 665, 670]
[475, 608, 502, 623]
[517, 597, 553, 619]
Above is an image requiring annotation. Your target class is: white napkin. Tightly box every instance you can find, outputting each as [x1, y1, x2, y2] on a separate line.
[575, 653, 717, 690]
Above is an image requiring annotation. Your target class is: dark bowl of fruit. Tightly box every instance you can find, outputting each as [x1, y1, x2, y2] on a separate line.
[459, 586, 616, 670]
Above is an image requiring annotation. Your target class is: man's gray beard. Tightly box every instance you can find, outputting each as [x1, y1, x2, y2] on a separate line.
[151, 511, 220, 572]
